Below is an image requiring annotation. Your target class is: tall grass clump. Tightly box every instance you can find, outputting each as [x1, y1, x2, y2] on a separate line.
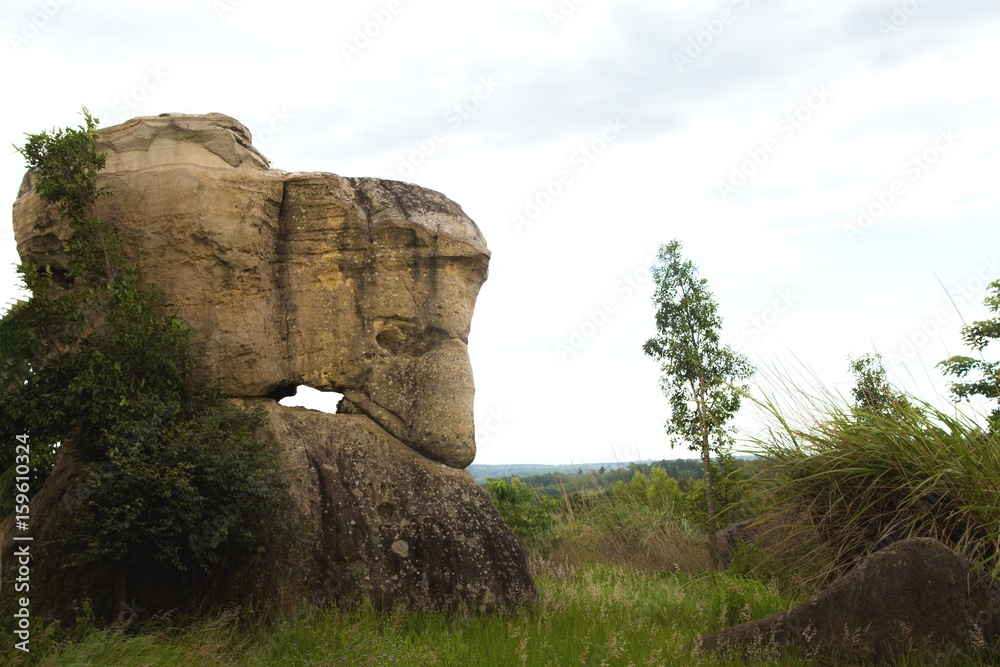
[555, 491, 711, 572]
[486, 470, 712, 573]
[750, 379, 1000, 588]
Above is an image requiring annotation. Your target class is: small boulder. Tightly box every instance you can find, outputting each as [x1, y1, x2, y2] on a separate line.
[697, 538, 1000, 663]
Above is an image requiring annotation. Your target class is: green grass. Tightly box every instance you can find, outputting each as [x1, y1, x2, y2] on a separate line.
[16, 561, 995, 666]
[554, 493, 710, 572]
[748, 381, 1000, 589]
[6, 564, 806, 667]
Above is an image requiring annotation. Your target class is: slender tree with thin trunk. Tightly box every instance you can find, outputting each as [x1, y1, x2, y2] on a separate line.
[642, 240, 753, 567]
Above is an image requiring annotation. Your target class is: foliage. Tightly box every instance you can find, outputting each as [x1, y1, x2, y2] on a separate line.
[682, 448, 753, 528]
[485, 476, 559, 551]
[848, 352, 910, 420]
[642, 240, 754, 455]
[509, 458, 705, 498]
[16, 108, 121, 286]
[0, 109, 291, 607]
[648, 465, 683, 507]
[939, 279, 1000, 429]
[606, 465, 684, 511]
[628, 469, 649, 499]
[1, 111, 193, 508]
[58, 397, 289, 574]
[751, 384, 1000, 588]
[642, 239, 754, 563]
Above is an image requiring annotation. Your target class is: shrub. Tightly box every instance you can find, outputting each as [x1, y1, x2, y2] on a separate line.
[554, 490, 709, 572]
[58, 397, 288, 575]
[680, 448, 753, 529]
[485, 476, 559, 552]
[751, 386, 1000, 588]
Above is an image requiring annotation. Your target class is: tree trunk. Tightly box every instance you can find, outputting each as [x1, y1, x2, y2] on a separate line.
[702, 437, 720, 568]
[699, 381, 721, 568]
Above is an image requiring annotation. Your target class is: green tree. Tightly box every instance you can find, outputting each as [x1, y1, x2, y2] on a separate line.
[939, 280, 1000, 430]
[642, 239, 753, 566]
[648, 466, 681, 508]
[848, 352, 909, 420]
[486, 477, 558, 551]
[1, 110, 290, 622]
[628, 470, 650, 502]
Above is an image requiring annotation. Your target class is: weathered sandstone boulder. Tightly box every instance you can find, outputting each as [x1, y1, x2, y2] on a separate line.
[13, 113, 488, 469]
[250, 401, 534, 611]
[6, 113, 535, 616]
[697, 538, 1000, 664]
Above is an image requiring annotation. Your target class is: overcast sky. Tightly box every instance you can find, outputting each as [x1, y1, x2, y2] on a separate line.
[2, 0, 999, 464]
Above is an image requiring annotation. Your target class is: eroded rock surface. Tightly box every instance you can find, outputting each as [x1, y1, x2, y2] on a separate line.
[698, 538, 1000, 664]
[13, 113, 488, 469]
[7, 113, 534, 615]
[252, 401, 535, 612]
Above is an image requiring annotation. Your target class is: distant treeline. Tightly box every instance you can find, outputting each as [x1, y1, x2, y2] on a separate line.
[480, 459, 714, 498]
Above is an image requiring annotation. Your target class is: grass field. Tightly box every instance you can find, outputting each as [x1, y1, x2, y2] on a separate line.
[8, 562, 809, 667]
[9, 539, 997, 665]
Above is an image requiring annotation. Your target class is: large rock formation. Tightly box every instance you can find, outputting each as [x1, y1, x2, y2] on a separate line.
[6, 113, 535, 615]
[697, 538, 1000, 663]
[13, 113, 487, 469]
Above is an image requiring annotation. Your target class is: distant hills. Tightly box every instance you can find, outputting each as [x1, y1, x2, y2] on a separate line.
[467, 461, 647, 483]
[467, 456, 755, 484]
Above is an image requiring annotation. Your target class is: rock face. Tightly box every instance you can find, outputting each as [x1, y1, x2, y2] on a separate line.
[252, 401, 534, 611]
[7, 113, 535, 615]
[13, 113, 488, 469]
[698, 538, 1000, 663]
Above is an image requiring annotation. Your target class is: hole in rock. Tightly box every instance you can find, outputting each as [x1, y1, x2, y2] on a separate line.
[276, 385, 345, 414]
